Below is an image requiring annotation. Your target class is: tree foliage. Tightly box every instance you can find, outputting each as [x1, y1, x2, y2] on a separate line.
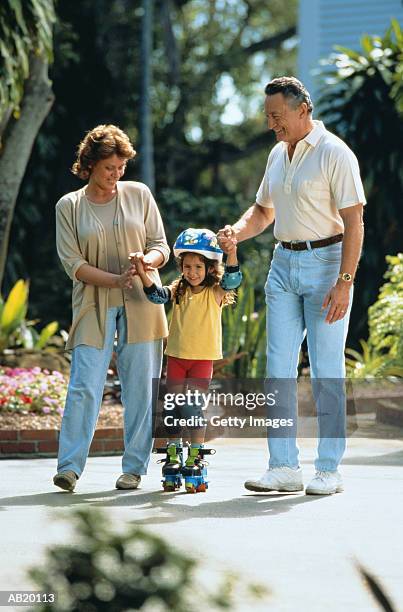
[0, 0, 55, 127]
[152, 0, 297, 190]
[5, 0, 296, 329]
[317, 19, 403, 339]
[0, 0, 55, 289]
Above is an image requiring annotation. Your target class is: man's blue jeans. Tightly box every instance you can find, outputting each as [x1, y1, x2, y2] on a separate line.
[265, 241, 352, 472]
[57, 307, 163, 477]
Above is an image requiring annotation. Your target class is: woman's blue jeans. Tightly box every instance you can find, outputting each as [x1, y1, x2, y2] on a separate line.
[57, 307, 163, 477]
[265, 242, 352, 472]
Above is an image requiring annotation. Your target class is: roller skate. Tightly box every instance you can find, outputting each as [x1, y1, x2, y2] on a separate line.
[154, 443, 183, 491]
[182, 445, 216, 493]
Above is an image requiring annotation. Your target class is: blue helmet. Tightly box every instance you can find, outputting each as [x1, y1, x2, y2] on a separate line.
[173, 228, 223, 262]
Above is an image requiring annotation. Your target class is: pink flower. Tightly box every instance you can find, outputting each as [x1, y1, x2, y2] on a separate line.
[0, 367, 67, 416]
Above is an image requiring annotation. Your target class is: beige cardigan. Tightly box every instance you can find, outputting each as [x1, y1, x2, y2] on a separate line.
[56, 181, 169, 350]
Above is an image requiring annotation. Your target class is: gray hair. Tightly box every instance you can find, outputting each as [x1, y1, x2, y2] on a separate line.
[264, 76, 313, 113]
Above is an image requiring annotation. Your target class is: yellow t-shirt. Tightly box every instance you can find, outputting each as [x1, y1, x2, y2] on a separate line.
[166, 286, 222, 360]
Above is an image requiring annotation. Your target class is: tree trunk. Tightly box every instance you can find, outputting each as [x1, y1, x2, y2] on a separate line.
[0, 55, 54, 289]
[139, 0, 155, 192]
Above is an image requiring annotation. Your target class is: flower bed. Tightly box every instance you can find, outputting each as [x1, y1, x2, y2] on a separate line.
[0, 367, 125, 457]
[0, 365, 124, 428]
[0, 366, 66, 415]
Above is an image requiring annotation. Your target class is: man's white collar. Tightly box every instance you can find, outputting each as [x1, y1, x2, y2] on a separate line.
[303, 120, 326, 147]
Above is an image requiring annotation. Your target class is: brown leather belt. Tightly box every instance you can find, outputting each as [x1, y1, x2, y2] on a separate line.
[281, 233, 343, 251]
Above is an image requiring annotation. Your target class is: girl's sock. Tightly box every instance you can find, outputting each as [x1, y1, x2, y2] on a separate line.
[168, 438, 182, 447]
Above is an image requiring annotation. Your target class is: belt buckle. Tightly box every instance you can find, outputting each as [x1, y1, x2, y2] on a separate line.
[290, 240, 297, 251]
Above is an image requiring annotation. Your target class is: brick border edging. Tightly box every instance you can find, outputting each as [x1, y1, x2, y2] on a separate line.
[0, 428, 124, 459]
[376, 401, 403, 428]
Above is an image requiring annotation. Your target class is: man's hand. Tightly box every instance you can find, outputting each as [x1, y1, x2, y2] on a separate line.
[322, 282, 351, 324]
[217, 225, 237, 254]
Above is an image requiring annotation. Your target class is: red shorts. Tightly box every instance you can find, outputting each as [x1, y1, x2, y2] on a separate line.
[166, 356, 213, 388]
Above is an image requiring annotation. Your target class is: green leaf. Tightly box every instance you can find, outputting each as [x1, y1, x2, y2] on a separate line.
[9, 0, 28, 36]
[34, 320, 58, 349]
[0, 279, 29, 333]
[333, 46, 362, 62]
[360, 35, 375, 55]
[390, 18, 403, 43]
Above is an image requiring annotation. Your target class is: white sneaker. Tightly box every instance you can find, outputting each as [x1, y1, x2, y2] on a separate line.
[244, 467, 304, 492]
[305, 471, 343, 495]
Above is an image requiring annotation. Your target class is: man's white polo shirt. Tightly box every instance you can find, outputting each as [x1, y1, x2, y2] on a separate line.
[256, 120, 366, 242]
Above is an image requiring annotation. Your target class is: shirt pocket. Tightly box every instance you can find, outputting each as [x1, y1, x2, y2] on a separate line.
[299, 180, 329, 209]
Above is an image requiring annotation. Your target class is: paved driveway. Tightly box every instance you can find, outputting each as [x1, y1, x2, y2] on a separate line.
[1, 426, 403, 611]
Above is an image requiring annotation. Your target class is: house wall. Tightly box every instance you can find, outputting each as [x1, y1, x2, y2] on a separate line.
[298, 0, 403, 103]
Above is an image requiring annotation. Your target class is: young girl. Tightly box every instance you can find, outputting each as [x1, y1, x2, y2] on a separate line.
[132, 228, 242, 492]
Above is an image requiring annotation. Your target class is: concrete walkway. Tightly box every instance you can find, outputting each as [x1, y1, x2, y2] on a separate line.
[1, 422, 403, 611]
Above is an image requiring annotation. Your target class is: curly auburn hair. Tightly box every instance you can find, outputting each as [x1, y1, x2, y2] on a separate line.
[170, 253, 236, 306]
[71, 124, 136, 180]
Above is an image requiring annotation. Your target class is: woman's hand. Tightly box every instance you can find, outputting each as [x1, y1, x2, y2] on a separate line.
[117, 265, 137, 289]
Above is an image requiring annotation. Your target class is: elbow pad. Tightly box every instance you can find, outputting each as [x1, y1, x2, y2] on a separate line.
[143, 284, 171, 304]
[220, 265, 243, 290]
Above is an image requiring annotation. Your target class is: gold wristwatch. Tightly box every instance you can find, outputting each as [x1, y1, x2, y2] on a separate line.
[338, 272, 353, 282]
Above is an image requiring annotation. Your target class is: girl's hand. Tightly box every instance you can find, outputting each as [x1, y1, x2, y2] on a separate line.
[217, 225, 237, 253]
[225, 241, 237, 255]
[225, 241, 238, 266]
[129, 251, 145, 273]
[129, 251, 155, 272]
[142, 253, 156, 271]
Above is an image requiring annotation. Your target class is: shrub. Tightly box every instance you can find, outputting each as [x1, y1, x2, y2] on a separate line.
[346, 254, 403, 377]
[28, 507, 268, 611]
[219, 267, 267, 378]
[0, 279, 59, 352]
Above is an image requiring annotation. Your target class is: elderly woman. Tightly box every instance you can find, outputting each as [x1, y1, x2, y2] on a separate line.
[53, 124, 169, 492]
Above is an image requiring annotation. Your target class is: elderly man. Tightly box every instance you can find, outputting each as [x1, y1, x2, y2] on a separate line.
[218, 76, 365, 495]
